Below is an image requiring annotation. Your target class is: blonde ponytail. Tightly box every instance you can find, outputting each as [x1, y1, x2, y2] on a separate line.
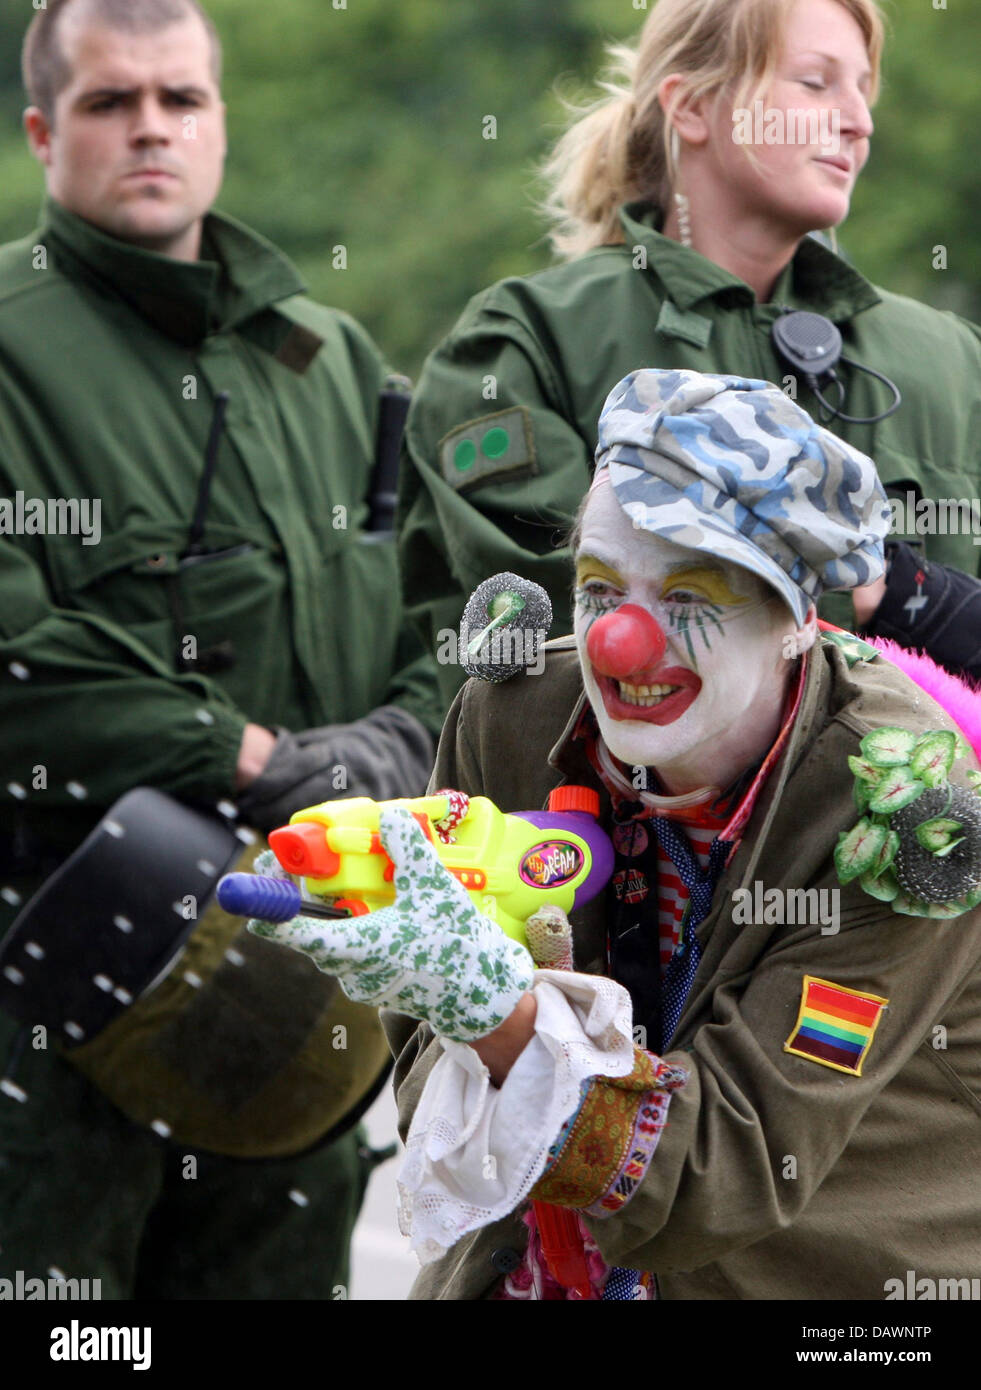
[541, 44, 664, 261]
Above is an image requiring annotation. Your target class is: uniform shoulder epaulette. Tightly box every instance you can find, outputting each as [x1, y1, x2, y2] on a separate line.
[820, 628, 880, 667]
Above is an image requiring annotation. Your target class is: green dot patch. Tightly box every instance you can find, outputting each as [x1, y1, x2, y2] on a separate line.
[454, 439, 478, 472]
[439, 408, 536, 492]
[481, 427, 510, 459]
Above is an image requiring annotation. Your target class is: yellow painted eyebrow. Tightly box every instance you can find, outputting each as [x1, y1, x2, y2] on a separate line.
[662, 566, 748, 606]
[575, 555, 626, 588]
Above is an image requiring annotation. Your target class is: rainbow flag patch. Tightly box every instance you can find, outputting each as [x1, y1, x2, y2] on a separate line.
[784, 976, 888, 1076]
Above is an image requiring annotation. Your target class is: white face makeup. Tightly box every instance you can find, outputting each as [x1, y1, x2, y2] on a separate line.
[573, 482, 806, 795]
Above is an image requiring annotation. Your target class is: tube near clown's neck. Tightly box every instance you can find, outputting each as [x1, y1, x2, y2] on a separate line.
[594, 736, 722, 811]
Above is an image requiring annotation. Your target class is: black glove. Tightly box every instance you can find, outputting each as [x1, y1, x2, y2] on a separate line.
[236, 705, 435, 835]
[862, 541, 981, 683]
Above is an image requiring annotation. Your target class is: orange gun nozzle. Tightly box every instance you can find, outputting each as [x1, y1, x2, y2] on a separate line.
[269, 822, 340, 878]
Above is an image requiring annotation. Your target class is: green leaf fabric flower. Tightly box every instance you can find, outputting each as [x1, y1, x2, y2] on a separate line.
[835, 820, 887, 883]
[910, 732, 957, 788]
[860, 728, 918, 768]
[915, 817, 963, 852]
[868, 767, 925, 814]
[839, 723, 981, 916]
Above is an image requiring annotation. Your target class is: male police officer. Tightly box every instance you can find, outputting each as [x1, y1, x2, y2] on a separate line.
[0, 0, 440, 1299]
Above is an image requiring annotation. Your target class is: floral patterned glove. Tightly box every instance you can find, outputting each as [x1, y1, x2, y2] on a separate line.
[248, 807, 535, 1042]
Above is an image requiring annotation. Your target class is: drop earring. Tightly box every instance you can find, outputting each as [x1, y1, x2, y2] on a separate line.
[674, 191, 693, 249]
[669, 128, 693, 249]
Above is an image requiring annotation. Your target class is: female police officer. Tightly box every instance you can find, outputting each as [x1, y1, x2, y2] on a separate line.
[399, 0, 981, 700]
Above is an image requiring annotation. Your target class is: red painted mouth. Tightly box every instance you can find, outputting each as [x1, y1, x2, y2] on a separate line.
[595, 665, 702, 726]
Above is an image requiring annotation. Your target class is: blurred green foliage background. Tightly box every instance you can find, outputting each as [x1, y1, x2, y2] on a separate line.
[0, 0, 976, 375]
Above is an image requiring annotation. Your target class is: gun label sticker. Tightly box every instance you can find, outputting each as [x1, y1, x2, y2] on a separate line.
[438, 408, 537, 493]
[520, 841, 585, 889]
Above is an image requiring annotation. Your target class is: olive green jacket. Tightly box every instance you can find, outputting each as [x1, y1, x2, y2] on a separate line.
[0, 200, 442, 922]
[384, 637, 981, 1299]
[399, 204, 981, 704]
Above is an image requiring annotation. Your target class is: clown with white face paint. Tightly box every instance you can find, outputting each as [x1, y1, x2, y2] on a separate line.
[374, 366, 972, 1302]
[573, 478, 814, 800]
[267, 370, 981, 1303]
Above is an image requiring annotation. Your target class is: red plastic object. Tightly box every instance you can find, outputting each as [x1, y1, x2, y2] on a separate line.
[333, 899, 370, 916]
[586, 603, 666, 678]
[269, 822, 340, 878]
[546, 785, 600, 818]
[533, 1200, 593, 1298]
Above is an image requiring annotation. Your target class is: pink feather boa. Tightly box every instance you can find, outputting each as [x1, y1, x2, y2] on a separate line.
[866, 637, 981, 760]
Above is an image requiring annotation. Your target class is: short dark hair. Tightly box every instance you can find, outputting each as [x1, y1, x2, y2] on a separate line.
[23, 0, 223, 122]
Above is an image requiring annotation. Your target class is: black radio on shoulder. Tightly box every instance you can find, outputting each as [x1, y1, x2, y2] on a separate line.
[772, 309, 901, 426]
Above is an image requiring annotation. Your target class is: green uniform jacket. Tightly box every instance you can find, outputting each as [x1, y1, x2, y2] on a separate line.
[400, 203, 981, 704]
[0, 200, 442, 924]
[384, 637, 981, 1299]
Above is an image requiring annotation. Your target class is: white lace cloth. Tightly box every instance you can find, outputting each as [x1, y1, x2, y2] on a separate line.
[396, 969, 636, 1263]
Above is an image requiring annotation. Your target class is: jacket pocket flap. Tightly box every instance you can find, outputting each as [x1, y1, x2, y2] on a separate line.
[45, 522, 270, 597]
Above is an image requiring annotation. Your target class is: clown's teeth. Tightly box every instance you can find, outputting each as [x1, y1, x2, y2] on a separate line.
[618, 682, 681, 706]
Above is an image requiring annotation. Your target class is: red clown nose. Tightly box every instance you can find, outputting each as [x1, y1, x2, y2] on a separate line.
[586, 604, 667, 679]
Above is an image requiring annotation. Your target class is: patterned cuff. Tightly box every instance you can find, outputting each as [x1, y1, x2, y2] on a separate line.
[528, 1048, 688, 1214]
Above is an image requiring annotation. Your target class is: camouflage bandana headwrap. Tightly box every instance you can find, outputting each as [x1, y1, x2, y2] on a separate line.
[594, 369, 891, 625]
